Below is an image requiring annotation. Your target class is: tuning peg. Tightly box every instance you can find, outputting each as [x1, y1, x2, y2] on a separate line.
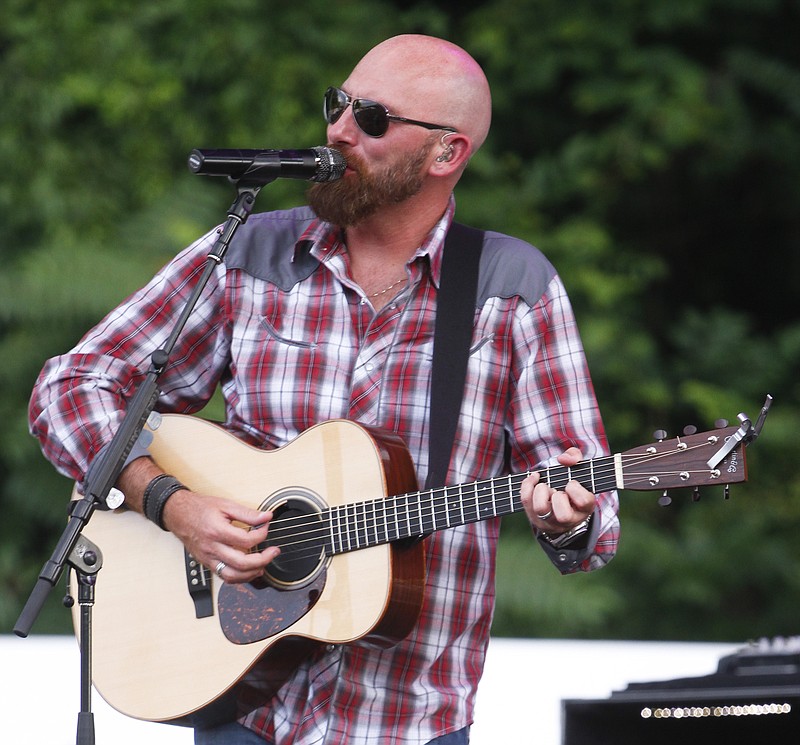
[653, 429, 668, 441]
[724, 485, 731, 500]
[683, 425, 697, 436]
[692, 487, 701, 502]
[658, 491, 672, 507]
[715, 418, 729, 428]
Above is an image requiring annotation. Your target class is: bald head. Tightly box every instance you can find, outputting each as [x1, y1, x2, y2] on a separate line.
[347, 35, 492, 154]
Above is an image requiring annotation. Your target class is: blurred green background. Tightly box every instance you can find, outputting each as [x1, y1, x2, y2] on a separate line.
[2, 0, 798, 642]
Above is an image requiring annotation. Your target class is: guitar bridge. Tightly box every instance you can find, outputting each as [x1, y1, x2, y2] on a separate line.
[185, 550, 213, 619]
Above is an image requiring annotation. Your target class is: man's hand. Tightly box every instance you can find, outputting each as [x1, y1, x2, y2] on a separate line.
[117, 456, 279, 584]
[519, 447, 596, 535]
[163, 489, 280, 584]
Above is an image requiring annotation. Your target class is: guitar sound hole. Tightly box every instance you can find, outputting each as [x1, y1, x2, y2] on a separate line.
[261, 492, 328, 589]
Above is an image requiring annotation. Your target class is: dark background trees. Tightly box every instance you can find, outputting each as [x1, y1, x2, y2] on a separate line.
[1, 0, 798, 641]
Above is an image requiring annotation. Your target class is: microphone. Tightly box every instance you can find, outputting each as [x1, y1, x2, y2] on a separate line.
[188, 146, 346, 183]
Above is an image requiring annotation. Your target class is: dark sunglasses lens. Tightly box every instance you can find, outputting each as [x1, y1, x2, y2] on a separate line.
[352, 100, 389, 137]
[324, 87, 347, 124]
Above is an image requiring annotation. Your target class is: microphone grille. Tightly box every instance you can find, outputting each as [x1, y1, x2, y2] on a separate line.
[311, 147, 347, 182]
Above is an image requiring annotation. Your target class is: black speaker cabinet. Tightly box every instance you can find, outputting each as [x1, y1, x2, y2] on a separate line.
[562, 638, 800, 744]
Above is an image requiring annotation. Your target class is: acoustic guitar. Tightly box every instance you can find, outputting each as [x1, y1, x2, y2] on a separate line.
[69, 413, 749, 722]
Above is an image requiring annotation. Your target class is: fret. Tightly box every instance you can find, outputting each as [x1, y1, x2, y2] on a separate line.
[371, 499, 380, 546]
[340, 503, 348, 552]
[478, 482, 493, 519]
[357, 501, 368, 549]
[423, 490, 433, 533]
[343, 503, 352, 551]
[458, 483, 466, 526]
[320, 511, 333, 555]
[471, 481, 481, 522]
[326, 507, 334, 553]
[333, 504, 343, 554]
[504, 474, 515, 514]
[383, 497, 393, 543]
[589, 459, 596, 492]
[444, 486, 452, 528]
[328, 506, 337, 554]
[346, 503, 353, 550]
[353, 501, 362, 549]
[422, 489, 436, 534]
[357, 500, 366, 548]
[403, 494, 412, 540]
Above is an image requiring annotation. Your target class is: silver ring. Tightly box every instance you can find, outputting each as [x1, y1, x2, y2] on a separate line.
[536, 510, 553, 521]
[214, 561, 227, 577]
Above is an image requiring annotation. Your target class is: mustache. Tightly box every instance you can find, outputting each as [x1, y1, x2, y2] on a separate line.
[327, 146, 363, 174]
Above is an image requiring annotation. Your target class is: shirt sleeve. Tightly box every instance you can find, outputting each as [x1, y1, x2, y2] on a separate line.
[506, 274, 620, 573]
[28, 228, 231, 482]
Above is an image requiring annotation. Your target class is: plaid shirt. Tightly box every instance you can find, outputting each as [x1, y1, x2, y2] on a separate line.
[30, 199, 619, 744]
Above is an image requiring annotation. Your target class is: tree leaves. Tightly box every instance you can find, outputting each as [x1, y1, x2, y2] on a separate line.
[2, 0, 798, 640]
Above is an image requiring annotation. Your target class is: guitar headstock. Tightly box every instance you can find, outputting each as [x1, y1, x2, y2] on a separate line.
[620, 425, 748, 500]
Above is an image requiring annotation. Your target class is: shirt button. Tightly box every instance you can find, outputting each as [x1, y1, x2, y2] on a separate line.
[365, 362, 375, 372]
[326, 644, 337, 652]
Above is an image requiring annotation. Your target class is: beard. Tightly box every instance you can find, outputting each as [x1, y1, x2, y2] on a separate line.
[307, 141, 433, 227]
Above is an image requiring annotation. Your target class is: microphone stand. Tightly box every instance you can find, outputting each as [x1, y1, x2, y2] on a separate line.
[14, 177, 268, 745]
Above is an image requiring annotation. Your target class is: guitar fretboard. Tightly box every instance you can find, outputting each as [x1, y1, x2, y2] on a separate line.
[322, 456, 618, 555]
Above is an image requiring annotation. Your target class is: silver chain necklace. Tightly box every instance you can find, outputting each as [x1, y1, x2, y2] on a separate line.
[369, 276, 407, 298]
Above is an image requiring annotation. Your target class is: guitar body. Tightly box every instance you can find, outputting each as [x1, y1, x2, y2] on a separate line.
[70, 415, 424, 722]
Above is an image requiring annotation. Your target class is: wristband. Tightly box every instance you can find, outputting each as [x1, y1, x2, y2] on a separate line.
[143, 474, 186, 530]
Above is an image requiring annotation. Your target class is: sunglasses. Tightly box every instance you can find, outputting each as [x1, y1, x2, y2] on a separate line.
[324, 86, 457, 138]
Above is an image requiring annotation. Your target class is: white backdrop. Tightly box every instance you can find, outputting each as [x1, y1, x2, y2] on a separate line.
[0, 635, 737, 744]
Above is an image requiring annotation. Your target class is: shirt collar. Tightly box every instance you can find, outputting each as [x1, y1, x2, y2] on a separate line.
[293, 195, 457, 288]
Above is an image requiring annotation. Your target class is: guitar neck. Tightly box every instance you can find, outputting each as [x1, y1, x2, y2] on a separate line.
[267, 422, 748, 559]
[323, 456, 618, 555]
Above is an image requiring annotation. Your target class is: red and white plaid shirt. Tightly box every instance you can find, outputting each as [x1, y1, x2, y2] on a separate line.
[30, 199, 619, 744]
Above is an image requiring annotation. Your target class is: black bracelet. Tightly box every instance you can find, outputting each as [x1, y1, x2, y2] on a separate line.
[143, 474, 186, 530]
[142, 474, 172, 520]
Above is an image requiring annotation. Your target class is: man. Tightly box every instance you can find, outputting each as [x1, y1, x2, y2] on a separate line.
[29, 34, 619, 745]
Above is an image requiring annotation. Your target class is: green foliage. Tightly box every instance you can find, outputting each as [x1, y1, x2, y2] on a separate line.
[1, 0, 799, 643]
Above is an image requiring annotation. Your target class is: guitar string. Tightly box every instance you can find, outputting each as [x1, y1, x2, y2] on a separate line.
[252, 442, 724, 567]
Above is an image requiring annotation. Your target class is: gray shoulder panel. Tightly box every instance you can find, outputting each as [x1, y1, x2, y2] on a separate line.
[223, 210, 555, 305]
[224, 205, 320, 290]
[477, 230, 556, 308]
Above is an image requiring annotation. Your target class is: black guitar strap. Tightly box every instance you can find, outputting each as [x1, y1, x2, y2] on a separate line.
[425, 222, 484, 490]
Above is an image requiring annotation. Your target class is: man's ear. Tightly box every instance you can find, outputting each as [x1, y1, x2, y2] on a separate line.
[432, 132, 471, 172]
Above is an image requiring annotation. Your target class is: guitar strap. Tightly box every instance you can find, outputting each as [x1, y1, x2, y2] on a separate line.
[425, 222, 484, 491]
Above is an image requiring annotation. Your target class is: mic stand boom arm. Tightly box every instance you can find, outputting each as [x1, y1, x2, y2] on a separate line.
[13, 180, 266, 744]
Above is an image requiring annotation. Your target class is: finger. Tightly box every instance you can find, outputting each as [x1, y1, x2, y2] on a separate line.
[533, 481, 555, 519]
[563, 479, 597, 514]
[214, 542, 281, 582]
[557, 446, 583, 466]
[521, 475, 558, 525]
[219, 499, 272, 528]
[218, 511, 274, 551]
